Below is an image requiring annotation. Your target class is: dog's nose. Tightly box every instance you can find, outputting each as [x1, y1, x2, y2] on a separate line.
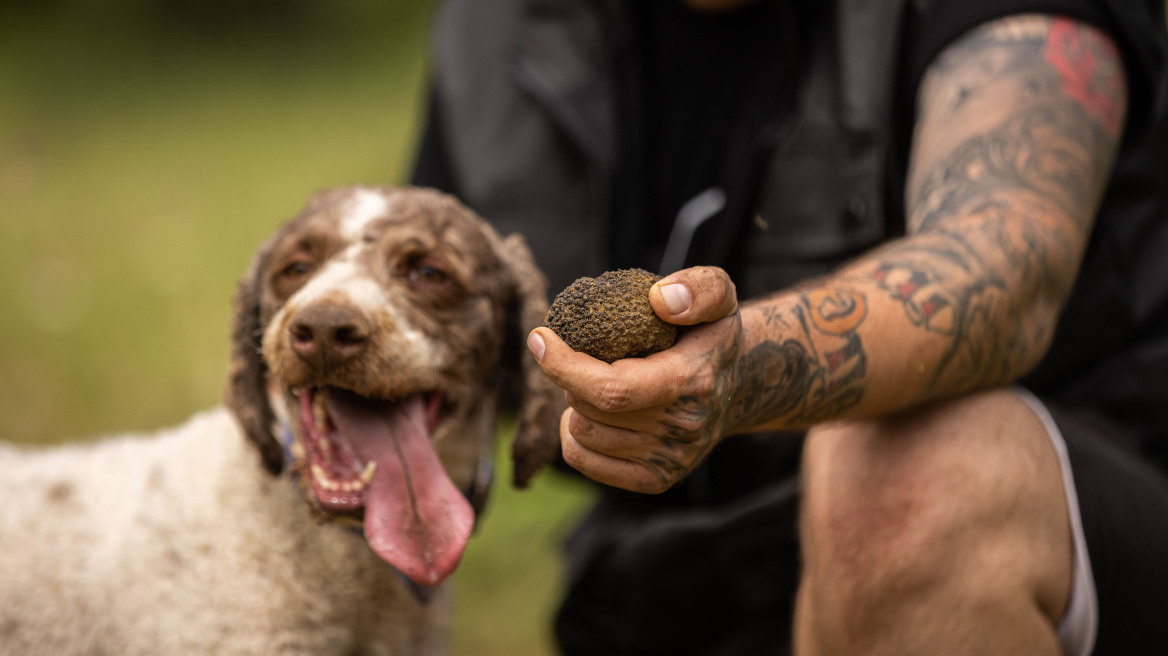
[288, 303, 371, 370]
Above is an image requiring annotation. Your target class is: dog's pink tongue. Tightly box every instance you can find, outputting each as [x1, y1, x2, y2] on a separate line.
[325, 393, 474, 587]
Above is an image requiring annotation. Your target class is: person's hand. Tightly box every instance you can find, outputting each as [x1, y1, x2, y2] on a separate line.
[526, 266, 742, 493]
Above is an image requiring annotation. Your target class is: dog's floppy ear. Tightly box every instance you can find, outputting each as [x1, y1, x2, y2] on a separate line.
[498, 232, 565, 488]
[224, 234, 284, 476]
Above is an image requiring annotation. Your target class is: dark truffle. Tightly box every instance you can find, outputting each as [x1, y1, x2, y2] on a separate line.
[545, 269, 678, 363]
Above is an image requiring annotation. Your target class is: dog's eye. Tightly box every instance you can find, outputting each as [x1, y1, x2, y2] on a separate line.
[407, 258, 449, 285]
[280, 259, 314, 279]
[272, 256, 317, 297]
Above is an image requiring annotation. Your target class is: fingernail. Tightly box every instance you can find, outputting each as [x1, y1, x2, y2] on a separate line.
[660, 284, 691, 315]
[527, 332, 546, 361]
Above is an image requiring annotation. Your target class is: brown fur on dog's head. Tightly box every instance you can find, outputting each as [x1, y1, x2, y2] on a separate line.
[224, 185, 561, 488]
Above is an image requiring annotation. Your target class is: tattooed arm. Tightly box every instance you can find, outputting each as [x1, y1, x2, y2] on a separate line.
[527, 15, 1128, 493]
[732, 15, 1126, 429]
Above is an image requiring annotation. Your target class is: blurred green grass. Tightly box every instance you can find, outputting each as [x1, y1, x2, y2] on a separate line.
[0, 3, 594, 654]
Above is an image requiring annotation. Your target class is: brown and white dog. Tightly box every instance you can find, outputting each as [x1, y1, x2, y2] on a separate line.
[0, 185, 562, 655]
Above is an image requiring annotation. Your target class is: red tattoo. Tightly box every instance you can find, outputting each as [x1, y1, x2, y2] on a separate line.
[1044, 18, 1125, 137]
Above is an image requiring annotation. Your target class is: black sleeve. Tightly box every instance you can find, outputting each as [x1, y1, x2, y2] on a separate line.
[907, 0, 1167, 136]
[408, 85, 461, 195]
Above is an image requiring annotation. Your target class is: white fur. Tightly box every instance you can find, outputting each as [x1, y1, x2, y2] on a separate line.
[0, 409, 450, 654]
[342, 189, 391, 241]
[290, 251, 385, 310]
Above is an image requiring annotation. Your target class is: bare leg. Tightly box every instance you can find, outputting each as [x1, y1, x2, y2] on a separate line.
[794, 389, 1072, 655]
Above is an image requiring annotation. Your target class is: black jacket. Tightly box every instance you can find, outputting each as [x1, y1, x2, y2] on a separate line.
[411, 1, 1168, 653]
[413, 0, 1168, 463]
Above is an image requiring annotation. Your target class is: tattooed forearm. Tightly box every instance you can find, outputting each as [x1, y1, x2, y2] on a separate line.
[723, 289, 868, 431]
[866, 200, 1070, 391]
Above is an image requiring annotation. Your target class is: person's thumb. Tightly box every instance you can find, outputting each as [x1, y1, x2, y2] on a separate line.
[649, 266, 738, 326]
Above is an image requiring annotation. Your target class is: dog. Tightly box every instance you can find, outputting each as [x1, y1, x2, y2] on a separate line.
[0, 185, 562, 655]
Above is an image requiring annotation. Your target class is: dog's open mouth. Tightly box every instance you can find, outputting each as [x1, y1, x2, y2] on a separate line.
[296, 386, 474, 587]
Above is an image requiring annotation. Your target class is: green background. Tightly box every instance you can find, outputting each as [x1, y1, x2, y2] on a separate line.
[0, 2, 594, 654]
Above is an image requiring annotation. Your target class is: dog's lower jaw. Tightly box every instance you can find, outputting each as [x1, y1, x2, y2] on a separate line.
[269, 385, 477, 587]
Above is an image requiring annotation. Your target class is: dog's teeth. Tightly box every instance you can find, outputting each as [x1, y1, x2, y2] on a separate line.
[312, 462, 373, 495]
[313, 392, 328, 434]
[310, 465, 338, 491]
[360, 461, 377, 485]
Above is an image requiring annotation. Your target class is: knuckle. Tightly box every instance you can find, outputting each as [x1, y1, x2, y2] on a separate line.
[640, 474, 673, 495]
[663, 410, 705, 441]
[690, 368, 717, 398]
[689, 268, 736, 317]
[672, 415, 706, 439]
[697, 265, 722, 283]
[694, 265, 726, 291]
[561, 441, 583, 468]
[567, 411, 597, 443]
[595, 377, 633, 412]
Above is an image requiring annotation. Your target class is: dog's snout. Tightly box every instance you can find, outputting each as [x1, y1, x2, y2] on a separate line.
[288, 304, 371, 370]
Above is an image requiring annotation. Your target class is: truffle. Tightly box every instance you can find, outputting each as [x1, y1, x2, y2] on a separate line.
[545, 268, 678, 363]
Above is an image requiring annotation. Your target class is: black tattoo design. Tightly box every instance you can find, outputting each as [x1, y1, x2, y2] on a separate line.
[894, 16, 1123, 393]
[724, 290, 869, 430]
[639, 17, 1124, 453]
[911, 107, 1103, 234]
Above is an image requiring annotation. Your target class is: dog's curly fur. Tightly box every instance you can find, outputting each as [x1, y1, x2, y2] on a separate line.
[0, 185, 562, 655]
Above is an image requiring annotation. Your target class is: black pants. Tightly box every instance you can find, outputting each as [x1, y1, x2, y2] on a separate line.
[555, 434, 804, 656]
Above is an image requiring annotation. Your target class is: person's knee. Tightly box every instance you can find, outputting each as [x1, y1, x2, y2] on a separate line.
[799, 404, 975, 601]
[798, 389, 1072, 631]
